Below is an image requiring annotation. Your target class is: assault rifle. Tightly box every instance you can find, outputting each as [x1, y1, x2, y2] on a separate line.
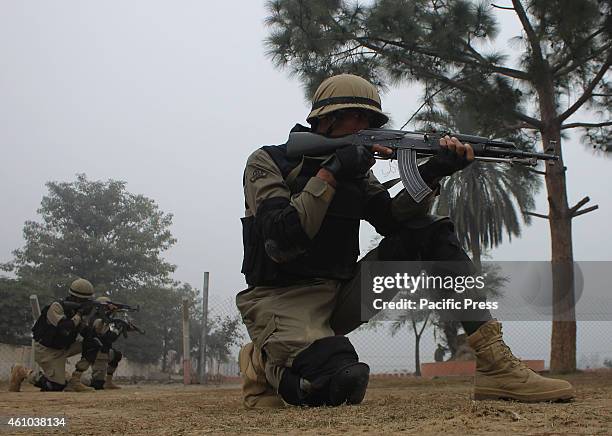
[105, 311, 146, 337]
[64, 300, 145, 336]
[286, 129, 558, 203]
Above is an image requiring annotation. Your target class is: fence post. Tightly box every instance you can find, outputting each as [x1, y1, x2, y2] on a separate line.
[29, 295, 41, 370]
[199, 272, 209, 384]
[182, 297, 191, 385]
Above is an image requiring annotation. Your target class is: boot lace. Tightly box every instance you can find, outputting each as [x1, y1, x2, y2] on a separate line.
[499, 340, 528, 369]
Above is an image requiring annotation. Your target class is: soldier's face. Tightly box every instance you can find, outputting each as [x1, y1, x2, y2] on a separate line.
[329, 109, 372, 136]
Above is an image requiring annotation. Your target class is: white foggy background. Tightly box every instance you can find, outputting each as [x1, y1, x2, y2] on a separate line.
[1, 1, 610, 371]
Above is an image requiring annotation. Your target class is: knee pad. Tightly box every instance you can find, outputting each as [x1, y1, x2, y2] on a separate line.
[90, 379, 105, 390]
[278, 336, 368, 407]
[109, 349, 122, 367]
[328, 362, 370, 406]
[82, 337, 102, 364]
[36, 375, 66, 392]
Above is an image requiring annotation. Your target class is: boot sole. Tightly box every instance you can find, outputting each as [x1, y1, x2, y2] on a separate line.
[474, 386, 574, 402]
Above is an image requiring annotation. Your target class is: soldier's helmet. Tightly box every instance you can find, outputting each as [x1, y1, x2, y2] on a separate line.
[306, 74, 388, 128]
[68, 278, 94, 300]
[96, 296, 111, 303]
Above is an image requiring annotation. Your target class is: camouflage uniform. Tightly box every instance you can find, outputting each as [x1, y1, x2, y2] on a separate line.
[236, 74, 574, 407]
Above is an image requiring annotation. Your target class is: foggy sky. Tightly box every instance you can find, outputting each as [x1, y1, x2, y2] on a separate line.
[1, 1, 610, 305]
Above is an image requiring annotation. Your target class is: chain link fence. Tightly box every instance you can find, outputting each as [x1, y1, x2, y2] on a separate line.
[204, 294, 612, 375]
[2, 292, 610, 386]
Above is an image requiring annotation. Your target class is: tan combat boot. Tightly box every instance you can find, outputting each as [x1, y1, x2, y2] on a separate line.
[468, 320, 574, 402]
[64, 371, 95, 392]
[239, 342, 284, 409]
[9, 365, 31, 392]
[104, 374, 121, 389]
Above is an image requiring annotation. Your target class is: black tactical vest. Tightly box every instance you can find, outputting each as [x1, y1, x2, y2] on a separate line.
[241, 136, 368, 286]
[32, 301, 78, 350]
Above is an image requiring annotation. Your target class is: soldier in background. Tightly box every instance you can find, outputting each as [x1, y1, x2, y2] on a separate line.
[9, 278, 101, 392]
[86, 296, 123, 389]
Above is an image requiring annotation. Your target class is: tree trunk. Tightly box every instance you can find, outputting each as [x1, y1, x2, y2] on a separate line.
[414, 332, 421, 376]
[469, 223, 482, 272]
[161, 331, 169, 373]
[443, 321, 460, 357]
[540, 88, 576, 373]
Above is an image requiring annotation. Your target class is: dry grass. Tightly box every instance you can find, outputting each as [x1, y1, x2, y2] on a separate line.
[0, 371, 610, 435]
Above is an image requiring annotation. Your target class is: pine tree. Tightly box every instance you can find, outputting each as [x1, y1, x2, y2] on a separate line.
[265, 0, 611, 372]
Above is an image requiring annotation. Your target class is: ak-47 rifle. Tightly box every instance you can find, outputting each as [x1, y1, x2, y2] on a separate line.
[64, 300, 145, 336]
[286, 128, 558, 203]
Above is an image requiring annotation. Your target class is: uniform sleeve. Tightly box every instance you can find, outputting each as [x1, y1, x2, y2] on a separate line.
[46, 302, 66, 327]
[363, 172, 438, 236]
[47, 301, 81, 327]
[48, 301, 81, 335]
[244, 149, 335, 246]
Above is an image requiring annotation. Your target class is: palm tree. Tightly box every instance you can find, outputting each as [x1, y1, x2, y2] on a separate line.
[434, 162, 539, 270]
[419, 94, 542, 269]
[418, 95, 541, 355]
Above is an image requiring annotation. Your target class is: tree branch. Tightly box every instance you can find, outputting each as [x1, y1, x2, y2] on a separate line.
[527, 168, 547, 175]
[554, 42, 612, 78]
[561, 121, 612, 130]
[358, 39, 542, 128]
[365, 36, 530, 80]
[551, 28, 609, 75]
[491, 4, 515, 10]
[418, 312, 431, 337]
[522, 210, 549, 220]
[569, 196, 590, 215]
[502, 121, 540, 130]
[511, 0, 545, 65]
[572, 205, 598, 218]
[558, 58, 612, 122]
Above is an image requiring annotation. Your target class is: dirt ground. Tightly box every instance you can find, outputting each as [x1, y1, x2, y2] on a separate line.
[0, 372, 610, 435]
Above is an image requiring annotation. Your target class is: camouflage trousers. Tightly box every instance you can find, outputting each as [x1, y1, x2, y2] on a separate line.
[236, 219, 491, 389]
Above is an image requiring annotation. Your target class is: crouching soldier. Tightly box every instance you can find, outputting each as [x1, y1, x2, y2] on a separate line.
[9, 278, 101, 392]
[88, 297, 123, 390]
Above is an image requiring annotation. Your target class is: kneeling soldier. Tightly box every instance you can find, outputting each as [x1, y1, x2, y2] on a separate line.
[88, 296, 123, 389]
[9, 278, 100, 392]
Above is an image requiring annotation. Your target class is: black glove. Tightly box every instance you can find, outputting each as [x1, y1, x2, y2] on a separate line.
[419, 147, 473, 185]
[321, 145, 374, 178]
[76, 300, 95, 316]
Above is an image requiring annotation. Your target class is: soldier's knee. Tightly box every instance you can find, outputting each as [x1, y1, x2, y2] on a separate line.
[277, 336, 369, 407]
[377, 219, 455, 261]
[109, 350, 122, 367]
[90, 379, 105, 390]
[75, 359, 90, 372]
[36, 375, 66, 392]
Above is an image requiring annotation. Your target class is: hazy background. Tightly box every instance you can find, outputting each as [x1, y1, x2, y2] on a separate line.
[1, 1, 610, 369]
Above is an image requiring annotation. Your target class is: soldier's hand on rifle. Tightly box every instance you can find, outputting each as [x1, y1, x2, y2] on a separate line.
[419, 135, 474, 184]
[318, 144, 391, 186]
[321, 144, 391, 178]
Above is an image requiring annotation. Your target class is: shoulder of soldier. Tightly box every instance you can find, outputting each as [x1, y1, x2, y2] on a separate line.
[246, 148, 275, 167]
[48, 301, 64, 314]
[244, 147, 284, 184]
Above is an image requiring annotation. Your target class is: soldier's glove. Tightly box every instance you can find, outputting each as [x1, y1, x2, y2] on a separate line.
[419, 147, 473, 185]
[321, 145, 374, 178]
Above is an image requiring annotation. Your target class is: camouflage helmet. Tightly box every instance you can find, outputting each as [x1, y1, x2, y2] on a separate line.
[68, 278, 94, 299]
[307, 74, 388, 128]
